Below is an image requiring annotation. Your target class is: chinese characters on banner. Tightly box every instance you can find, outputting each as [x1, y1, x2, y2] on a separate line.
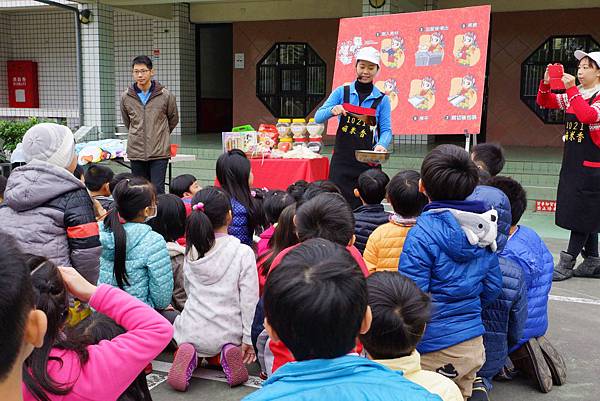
[535, 200, 557, 213]
[328, 5, 491, 136]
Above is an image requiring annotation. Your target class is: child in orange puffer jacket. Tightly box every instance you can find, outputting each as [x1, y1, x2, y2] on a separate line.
[364, 170, 428, 272]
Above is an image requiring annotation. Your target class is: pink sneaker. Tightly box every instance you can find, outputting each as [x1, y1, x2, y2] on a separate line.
[167, 343, 197, 392]
[221, 344, 249, 387]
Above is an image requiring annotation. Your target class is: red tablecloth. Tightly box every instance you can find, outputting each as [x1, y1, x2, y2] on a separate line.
[215, 157, 330, 190]
[250, 157, 330, 189]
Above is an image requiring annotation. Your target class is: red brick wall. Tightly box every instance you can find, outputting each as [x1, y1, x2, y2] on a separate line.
[232, 19, 339, 127]
[487, 8, 600, 147]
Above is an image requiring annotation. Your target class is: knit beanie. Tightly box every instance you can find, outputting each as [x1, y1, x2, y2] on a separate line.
[22, 123, 76, 169]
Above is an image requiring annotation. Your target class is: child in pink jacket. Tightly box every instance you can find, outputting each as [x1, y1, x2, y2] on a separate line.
[23, 256, 173, 401]
[257, 190, 295, 257]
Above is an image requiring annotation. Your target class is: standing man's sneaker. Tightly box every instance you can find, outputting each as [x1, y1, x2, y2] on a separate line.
[468, 377, 489, 401]
[553, 251, 576, 281]
[573, 253, 600, 278]
[537, 336, 567, 386]
[510, 339, 553, 393]
[168, 343, 198, 392]
[221, 343, 249, 387]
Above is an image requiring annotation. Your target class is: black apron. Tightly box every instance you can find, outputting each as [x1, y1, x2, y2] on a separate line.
[556, 92, 600, 233]
[329, 85, 384, 209]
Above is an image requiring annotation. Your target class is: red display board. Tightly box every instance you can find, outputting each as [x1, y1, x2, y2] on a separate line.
[7, 60, 39, 108]
[329, 5, 491, 136]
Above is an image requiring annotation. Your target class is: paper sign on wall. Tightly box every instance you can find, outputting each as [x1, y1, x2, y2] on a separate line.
[329, 5, 491, 136]
[235, 53, 245, 69]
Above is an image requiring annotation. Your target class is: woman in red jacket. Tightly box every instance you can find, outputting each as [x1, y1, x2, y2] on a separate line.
[537, 50, 600, 281]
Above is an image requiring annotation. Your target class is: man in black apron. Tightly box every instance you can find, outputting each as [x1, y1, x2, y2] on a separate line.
[315, 46, 393, 209]
[541, 50, 600, 281]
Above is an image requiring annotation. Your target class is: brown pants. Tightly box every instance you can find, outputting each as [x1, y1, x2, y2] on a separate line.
[420, 336, 485, 400]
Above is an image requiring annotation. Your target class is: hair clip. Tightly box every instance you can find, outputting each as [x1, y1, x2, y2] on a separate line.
[30, 261, 46, 276]
[192, 202, 205, 212]
[117, 213, 127, 224]
[251, 190, 257, 198]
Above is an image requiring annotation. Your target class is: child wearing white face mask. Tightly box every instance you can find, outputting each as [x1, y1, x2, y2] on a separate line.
[98, 176, 176, 322]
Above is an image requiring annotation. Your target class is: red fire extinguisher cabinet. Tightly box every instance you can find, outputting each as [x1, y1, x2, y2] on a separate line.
[7, 60, 39, 108]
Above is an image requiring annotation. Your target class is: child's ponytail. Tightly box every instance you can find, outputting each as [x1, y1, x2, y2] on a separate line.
[104, 209, 128, 288]
[104, 177, 155, 289]
[186, 186, 232, 259]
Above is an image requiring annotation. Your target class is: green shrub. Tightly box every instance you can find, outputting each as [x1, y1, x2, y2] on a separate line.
[0, 117, 41, 152]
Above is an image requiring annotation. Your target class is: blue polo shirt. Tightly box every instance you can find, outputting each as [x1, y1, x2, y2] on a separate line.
[135, 81, 154, 105]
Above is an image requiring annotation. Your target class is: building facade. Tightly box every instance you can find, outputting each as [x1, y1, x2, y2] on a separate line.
[1, 0, 599, 147]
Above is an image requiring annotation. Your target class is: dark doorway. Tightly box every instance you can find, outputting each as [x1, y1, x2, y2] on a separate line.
[196, 24, 233, 133]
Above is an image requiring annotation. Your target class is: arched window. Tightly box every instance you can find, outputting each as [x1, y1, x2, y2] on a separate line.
[256, 43, 326, 118]
[521, 35, 600, 124]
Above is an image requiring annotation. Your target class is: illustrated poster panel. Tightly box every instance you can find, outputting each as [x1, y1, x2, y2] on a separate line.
[329, 5, 491, 136]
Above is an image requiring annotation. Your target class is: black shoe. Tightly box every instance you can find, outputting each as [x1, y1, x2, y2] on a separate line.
[573, 253, 600, 278]
[493, 365, 516, 381]
[468, 377, 489, 401]
[553, 251, 575, 282]
[537, 336, 567, 386]
[510, 339, 553, 393]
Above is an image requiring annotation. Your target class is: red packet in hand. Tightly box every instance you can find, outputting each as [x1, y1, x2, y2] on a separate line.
[548, 64, 565, 90]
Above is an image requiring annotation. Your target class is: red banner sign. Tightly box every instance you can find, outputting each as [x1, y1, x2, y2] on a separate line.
[329, 5, 491, 136]
[535, 200, 557, 213]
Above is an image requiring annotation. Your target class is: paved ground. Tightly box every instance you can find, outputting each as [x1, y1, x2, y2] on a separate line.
[150, 236, 600, 401]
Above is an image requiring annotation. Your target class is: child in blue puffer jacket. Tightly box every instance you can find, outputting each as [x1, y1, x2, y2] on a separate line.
[486, 176, 564, 392]
[99, 177, 174, 321]
[398, 144, 502, 399]
[468, 184, 527, 401]
[216, 149, 264, 247]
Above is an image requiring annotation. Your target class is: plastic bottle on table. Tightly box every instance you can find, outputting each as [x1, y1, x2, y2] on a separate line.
[290, 118, 307, 139]
[276, 119, 292, 140]
[306, 118, 324, 153]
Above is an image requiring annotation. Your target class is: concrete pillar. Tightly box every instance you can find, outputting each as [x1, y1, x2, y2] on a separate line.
[81, 1, 115, 136]
[152, 3, 196, 135]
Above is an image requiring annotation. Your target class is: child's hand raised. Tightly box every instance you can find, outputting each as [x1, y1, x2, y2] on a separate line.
[58, 266, 97, 302]
[241, 343, 256, 364]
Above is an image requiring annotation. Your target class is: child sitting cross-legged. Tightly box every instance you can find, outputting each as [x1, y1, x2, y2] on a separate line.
[399, 144, 502, 399]
[169, 173, 201, 215]
[364, 170, 428, 272]
[23, 255, 173, 401]
[352, 168, 390, 253]
[84, 165, 115, 210]
[98, 177, 175, 322]
[243, 239, 442, 401]
[255, 193, 369, 376]
[168, 186, 259, 391]
[470, 143, 505, 177]
[148, 193, 188, 312]
[360, 271, 463, 401]
[257, 190, 295, 257]
[487, 176, 566, 393]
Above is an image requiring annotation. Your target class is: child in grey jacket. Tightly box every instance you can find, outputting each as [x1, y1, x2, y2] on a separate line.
[169, 187, 259, 392]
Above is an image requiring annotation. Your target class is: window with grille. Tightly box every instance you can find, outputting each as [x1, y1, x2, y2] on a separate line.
[521, 35, 600, 124]
[256, 43, 327, 118]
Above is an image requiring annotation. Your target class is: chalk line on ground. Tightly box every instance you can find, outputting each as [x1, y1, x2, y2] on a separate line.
[549, 294, 600, 306]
